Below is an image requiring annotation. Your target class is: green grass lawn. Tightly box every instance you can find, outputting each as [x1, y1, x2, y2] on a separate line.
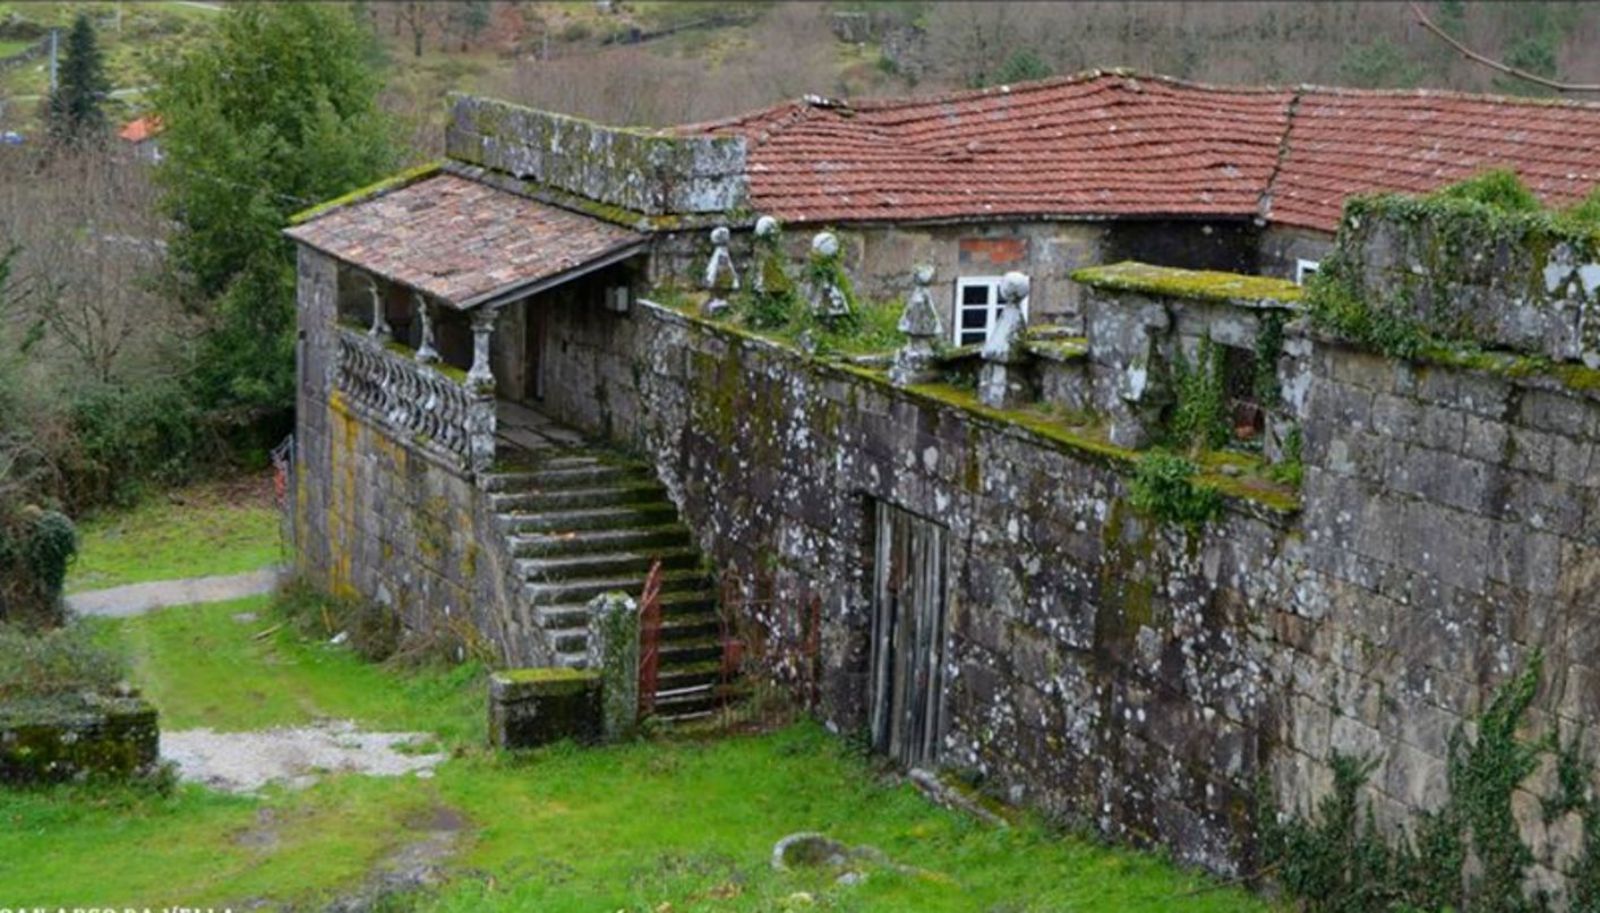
[67, 475, 283, 592]
[1, 592, 1277, 912]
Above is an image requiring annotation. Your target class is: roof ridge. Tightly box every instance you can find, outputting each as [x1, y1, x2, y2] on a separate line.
[1291, 80, 1600, 111]
[1258, 86, 1307, 223]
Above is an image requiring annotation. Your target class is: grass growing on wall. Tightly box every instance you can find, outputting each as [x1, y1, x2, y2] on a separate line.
[66, 474, 282, 592]
[1, 578, 1278, 911]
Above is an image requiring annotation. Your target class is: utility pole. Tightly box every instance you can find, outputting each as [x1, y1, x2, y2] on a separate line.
[48, 28, 58, 94]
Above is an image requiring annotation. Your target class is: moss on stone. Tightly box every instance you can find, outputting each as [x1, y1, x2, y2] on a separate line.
[1072, 261, 1304, 306]
[496, 667, 597, 686]
[289, 160, 444, 226]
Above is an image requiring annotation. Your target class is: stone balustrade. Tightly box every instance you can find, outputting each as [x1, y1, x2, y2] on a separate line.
[334, 326, 495, 472]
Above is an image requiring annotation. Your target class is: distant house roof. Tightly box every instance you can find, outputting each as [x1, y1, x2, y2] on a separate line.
[285, 173, 646, 309]
[678, 70, 1600, 232]
[118, 116, 162, 144]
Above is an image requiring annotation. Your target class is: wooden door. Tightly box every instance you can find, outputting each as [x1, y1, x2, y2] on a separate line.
[869, 502, 949, 768]
[524, 302, 547, 401]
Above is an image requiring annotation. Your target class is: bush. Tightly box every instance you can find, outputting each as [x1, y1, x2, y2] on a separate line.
[0, 621, 125, 703]
[1434, 169, 1542, 214]
[1127, 451, 1222, 529]
[0, 507, 77, 626]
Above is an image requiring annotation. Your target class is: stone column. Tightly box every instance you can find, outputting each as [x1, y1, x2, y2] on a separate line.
[890, 264, 941, 386]
[365, 276, 391, 342]
[466, 305, 501, 474]
[977, 271, 1031, 408]
[413, 291, 440, 365]
[586, 591, 641, 741]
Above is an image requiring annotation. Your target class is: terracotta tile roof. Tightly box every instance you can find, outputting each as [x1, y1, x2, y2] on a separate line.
[118, 115, 162, 143]
[286, 173, 645, 308]
[681, 70, 1600, 233]
[687, 72, 1293, 224]
[1267, 87, 1600, 231]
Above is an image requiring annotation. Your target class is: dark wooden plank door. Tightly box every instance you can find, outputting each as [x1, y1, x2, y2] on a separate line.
[869, 502, 949, 768]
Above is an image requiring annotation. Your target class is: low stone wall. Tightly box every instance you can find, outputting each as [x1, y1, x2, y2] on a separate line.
[0, 696, 159, 784]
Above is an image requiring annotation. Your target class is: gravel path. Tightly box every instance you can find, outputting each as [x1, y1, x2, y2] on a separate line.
[162, 720, 446, 793]
[67, 565, 285, 617]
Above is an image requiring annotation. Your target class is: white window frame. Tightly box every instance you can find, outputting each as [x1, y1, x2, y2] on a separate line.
[1294, 259, 1320, 285]
[953, 276, 1030, 347]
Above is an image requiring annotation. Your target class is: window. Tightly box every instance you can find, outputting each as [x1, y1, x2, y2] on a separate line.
[953, 276, 1030, 347]
[1295, 259, 1320, 285]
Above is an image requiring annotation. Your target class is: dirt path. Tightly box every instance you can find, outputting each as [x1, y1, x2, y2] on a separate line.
[66, 566, 285, 617]
[162, 720, 446, 793]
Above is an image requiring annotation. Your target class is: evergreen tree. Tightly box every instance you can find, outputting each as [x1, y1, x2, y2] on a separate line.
[152, 2, 394, 425]
[46, 13, 110, 146]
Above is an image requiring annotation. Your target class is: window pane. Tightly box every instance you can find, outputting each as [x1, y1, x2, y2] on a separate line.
[959, 329, 986, 346]
[961, 284, 990, 306]
[960, 309, 987, 329]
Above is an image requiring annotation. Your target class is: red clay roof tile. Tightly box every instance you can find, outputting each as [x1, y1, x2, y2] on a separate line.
[286, 173, 644, 307]
[682, 71, 1600, 232]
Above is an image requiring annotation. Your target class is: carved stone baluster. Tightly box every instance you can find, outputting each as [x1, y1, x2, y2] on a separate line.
[366, 277, 391, 343]
[413, 292, 440, 365]
[466, 305, 501, 473]
[890, 264, 941, 387]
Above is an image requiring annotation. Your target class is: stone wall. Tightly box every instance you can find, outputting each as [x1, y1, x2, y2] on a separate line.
[445, 94, 748, 217]
[0, 696, 159, 784]
[650, 220, 1108, 334]
[1286, 338, 1600, 898]
[534, 268, 1600, 897]
[292, 248, 547, 667]
[539, 291, 1294, 874]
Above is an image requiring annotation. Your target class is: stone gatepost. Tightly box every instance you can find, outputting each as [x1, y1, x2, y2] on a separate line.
[890, 264, 941, 386]
[977, 271, 1031, 408]
[586, 591, 640, 741]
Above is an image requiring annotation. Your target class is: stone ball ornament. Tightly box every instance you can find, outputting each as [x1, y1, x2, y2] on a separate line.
[913, 263, 935, 286]
[710, 225, 731, 245]
[811, 231, 840, 259]
[754, 215, 780, 238]
[1000, 270, 1030, 304]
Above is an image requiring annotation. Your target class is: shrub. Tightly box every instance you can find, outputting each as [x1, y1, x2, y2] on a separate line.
[1127, 451, 1221, 529]
[0, 621, 125, 703]
[0, 507, 77, 627]
[1434, 168, 1542, 214]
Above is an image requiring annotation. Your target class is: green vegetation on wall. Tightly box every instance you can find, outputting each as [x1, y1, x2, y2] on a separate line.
[1263, 652, 1600, 913]
[1128, 451, 1223, 530]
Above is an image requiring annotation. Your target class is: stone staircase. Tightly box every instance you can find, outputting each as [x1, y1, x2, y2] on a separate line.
[483, 451, 729, 721]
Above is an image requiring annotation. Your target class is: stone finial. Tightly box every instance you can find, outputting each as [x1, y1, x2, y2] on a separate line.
[703, 225, 739, 293]
[977, 270, 1031, 408]
[752, 215, 789, 297]
[890, 264, 941, 386]
[806, 231, 852, 318]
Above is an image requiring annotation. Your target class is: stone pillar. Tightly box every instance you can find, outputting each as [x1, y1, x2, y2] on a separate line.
[467, 305, 500, 391]
[890, 264, 941, 386]
[586, 591, 640, 741]
[413, 291, 440, 365]
[365, 276, 391, 342]
[466, 305, 501, 474]
[977, 271, 1031, 408]
[702, 225, 738, 318]
[752, 215, 785, 295]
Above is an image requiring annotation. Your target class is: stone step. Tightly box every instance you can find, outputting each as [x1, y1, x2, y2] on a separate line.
[509, 525, 692, 558]
[481, 462, 651, 493]
[535, 594, 720, 630]
[489, 482, 668, 513]
[514, 547, 701, 582]
[500, 503, 683, 534]
[651, 680, 744, 720]
[522, 569, 710, 607]
[654, 659, 724, 691]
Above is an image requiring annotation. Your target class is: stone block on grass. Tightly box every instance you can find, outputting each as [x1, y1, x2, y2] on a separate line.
[0, 694, 159, 785]
[488, 668, 602, 749]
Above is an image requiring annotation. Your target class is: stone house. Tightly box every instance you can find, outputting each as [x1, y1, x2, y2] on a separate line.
[285, 71, 1600, 900]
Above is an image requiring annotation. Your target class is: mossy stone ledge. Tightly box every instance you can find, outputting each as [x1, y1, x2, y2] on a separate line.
[488, 667, 603, 749]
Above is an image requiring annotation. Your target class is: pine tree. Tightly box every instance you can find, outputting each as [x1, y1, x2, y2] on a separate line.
[46, 13, 110, 146]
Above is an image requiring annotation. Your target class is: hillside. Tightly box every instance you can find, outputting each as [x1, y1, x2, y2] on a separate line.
[5, 2, 1600, 155]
